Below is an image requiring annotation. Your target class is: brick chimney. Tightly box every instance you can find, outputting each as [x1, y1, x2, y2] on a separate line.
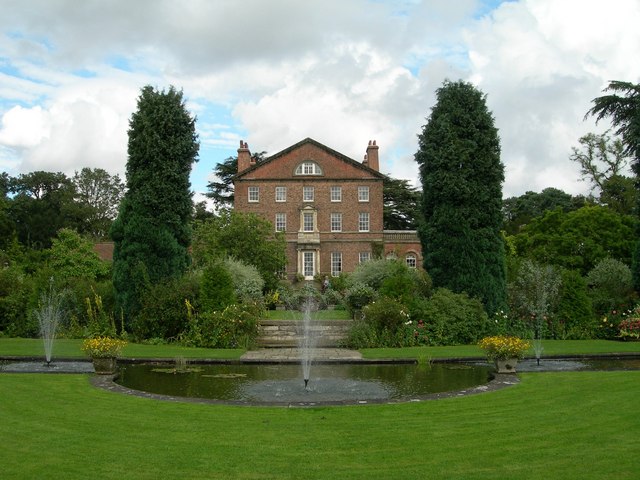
[237, 140, 251, 172]
[365, 140, 379, 171]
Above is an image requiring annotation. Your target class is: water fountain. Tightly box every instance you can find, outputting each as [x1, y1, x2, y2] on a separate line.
[532, 334, 544, 366]
[299, 296, 319, 389]
[33, 279, 66, 366]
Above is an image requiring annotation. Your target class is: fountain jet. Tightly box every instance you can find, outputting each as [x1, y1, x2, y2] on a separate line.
[35, 279, 66, 367]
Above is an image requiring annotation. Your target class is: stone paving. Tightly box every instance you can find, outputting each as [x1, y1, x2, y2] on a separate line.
[241, 347, 362, 362]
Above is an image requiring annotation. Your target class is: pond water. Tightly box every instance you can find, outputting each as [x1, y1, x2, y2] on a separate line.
[115, 362, 493, 404]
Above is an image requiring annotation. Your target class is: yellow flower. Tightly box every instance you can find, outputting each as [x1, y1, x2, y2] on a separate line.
[82, 336, 127, 358]
[479, 336, 530, 361]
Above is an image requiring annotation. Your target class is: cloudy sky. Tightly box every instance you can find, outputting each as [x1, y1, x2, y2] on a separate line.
[1, 0, 639, 203]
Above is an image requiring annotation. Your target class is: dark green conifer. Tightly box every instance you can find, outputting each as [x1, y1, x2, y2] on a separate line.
[111, 85, 199, 321]
[415, 80, 506, 314]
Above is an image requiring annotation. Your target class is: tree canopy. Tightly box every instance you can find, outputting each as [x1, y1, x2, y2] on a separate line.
[72, 168, 125, 239]
[191, 210, 286, 291]
[206, 152, 266, 209]
[415, 79, 506, 314]
[111, 85, 199, 321]
[502, 187, 586, 235]
[586, 80, 640, 287]
[383, 177, 421, 230]
[511, 205, 636, 275]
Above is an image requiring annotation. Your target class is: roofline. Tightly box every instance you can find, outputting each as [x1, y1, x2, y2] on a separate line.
[233, 137, 387, 180]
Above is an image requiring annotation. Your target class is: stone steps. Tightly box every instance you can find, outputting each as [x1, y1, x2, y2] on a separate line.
[257, 319, 352, 348]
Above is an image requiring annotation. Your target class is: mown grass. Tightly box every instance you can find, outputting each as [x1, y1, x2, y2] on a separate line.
[0, 371, 638, 479]
[3, 338, 640, 361]
[361, 340, 640, 359]
[0, 338, 244, 359]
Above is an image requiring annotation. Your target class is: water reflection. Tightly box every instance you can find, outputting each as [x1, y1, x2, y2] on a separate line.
[116, 362, 493, 403]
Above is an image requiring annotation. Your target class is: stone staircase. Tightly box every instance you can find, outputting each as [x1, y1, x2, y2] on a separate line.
[257, 319, 352, 348]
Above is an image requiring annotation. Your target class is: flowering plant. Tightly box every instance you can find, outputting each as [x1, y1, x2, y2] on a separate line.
[82, 336, 127, 358]
[618, 319, 640, 341]
[478, 335, 530, 361]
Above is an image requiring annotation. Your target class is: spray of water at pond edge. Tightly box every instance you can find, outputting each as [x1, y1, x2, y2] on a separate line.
[34, 279, 67, 366]
[299, 296, 319, 389]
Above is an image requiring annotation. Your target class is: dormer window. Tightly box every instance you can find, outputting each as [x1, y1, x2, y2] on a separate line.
[295, 161, 323, 176]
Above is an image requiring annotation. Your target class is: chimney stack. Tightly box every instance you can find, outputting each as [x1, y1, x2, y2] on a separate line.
[365, 140, 379, 171]
[237, 140, 251, 172]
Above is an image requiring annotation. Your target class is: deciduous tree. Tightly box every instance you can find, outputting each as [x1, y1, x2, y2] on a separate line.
[191, 210, 286, 291]
[586, 81, 640, 287]
[72, 167, 125, 239]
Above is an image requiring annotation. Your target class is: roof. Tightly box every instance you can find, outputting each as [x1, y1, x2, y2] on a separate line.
[233, 137, 387, 180]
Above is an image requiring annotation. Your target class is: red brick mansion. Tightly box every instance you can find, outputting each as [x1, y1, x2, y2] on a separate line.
[233, 138, 422, 281]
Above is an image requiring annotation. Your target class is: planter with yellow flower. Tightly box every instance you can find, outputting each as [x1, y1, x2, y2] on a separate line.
[478, 336, 530, 373]
[82, 337, 127, 374]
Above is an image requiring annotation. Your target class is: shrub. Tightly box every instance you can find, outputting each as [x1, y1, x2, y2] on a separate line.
[343, 283, 378, 316]
[133, 274, 200, 340]
[343, 317, 380, 349]
[362, 297, 409, 332]
[322, 288, 343, 308]
[281, 283, 323, 310]
[344, 297, 428, 348]
[0, 265, 35, 336]
[200, 261, 236, 313]
[409, 288, 491, 345]
[347, 259, 432, 301]
[587, 258, 635, 317]
[327, 273, 349, 293]
[224, 257, 264, 303]
[180, 302, 263, 348]
[554, 269, 595, 339]
[618, 309, 640, 340]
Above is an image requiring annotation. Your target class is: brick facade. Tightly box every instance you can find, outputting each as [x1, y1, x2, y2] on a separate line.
[233, 137, 421, 280]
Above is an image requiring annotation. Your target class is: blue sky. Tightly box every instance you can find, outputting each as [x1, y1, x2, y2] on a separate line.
[1, 0, 639, 205]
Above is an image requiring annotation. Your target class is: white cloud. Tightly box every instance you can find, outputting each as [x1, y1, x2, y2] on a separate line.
[0, 78, 139, 176]
[465, 0, 640, 197]
[0, 0, 639, 201]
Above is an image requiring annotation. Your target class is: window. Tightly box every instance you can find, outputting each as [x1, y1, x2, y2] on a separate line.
[295, 161, 323, 175]
[330, 186, 342, 202]
[358, 186, 369, 202]
[358, 212, 370, 232]
[330, 213, 342, 232]
[275, 213, 286, 232]
[275, 186, 287, 202]
[406, 254, 417, 269]
[331, 252, 342, 277]
[303, 212, 314, 232]
[303, 251, 315, 278]
[303, 186, 314, 202]
[359, 252, 370, 263]
[248, 186, 259, 202]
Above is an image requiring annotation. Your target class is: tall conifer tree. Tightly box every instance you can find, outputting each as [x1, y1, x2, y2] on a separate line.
[415, 80, 506, 314]
[111, 85, 199, 321]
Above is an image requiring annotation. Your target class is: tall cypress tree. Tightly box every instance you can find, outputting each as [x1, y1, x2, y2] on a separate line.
[415, 80, 506, 315]
[111, 85, 199, 321]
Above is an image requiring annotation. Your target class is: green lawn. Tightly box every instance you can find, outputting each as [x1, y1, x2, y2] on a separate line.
[2, 338, 640, 361]
[0, 371, 638, 479]
[361, 340, 640, 359]
[0, 338, 244, 359]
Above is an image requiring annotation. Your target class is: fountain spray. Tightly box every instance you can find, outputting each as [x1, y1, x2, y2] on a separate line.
[34, 278, 66, 367]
